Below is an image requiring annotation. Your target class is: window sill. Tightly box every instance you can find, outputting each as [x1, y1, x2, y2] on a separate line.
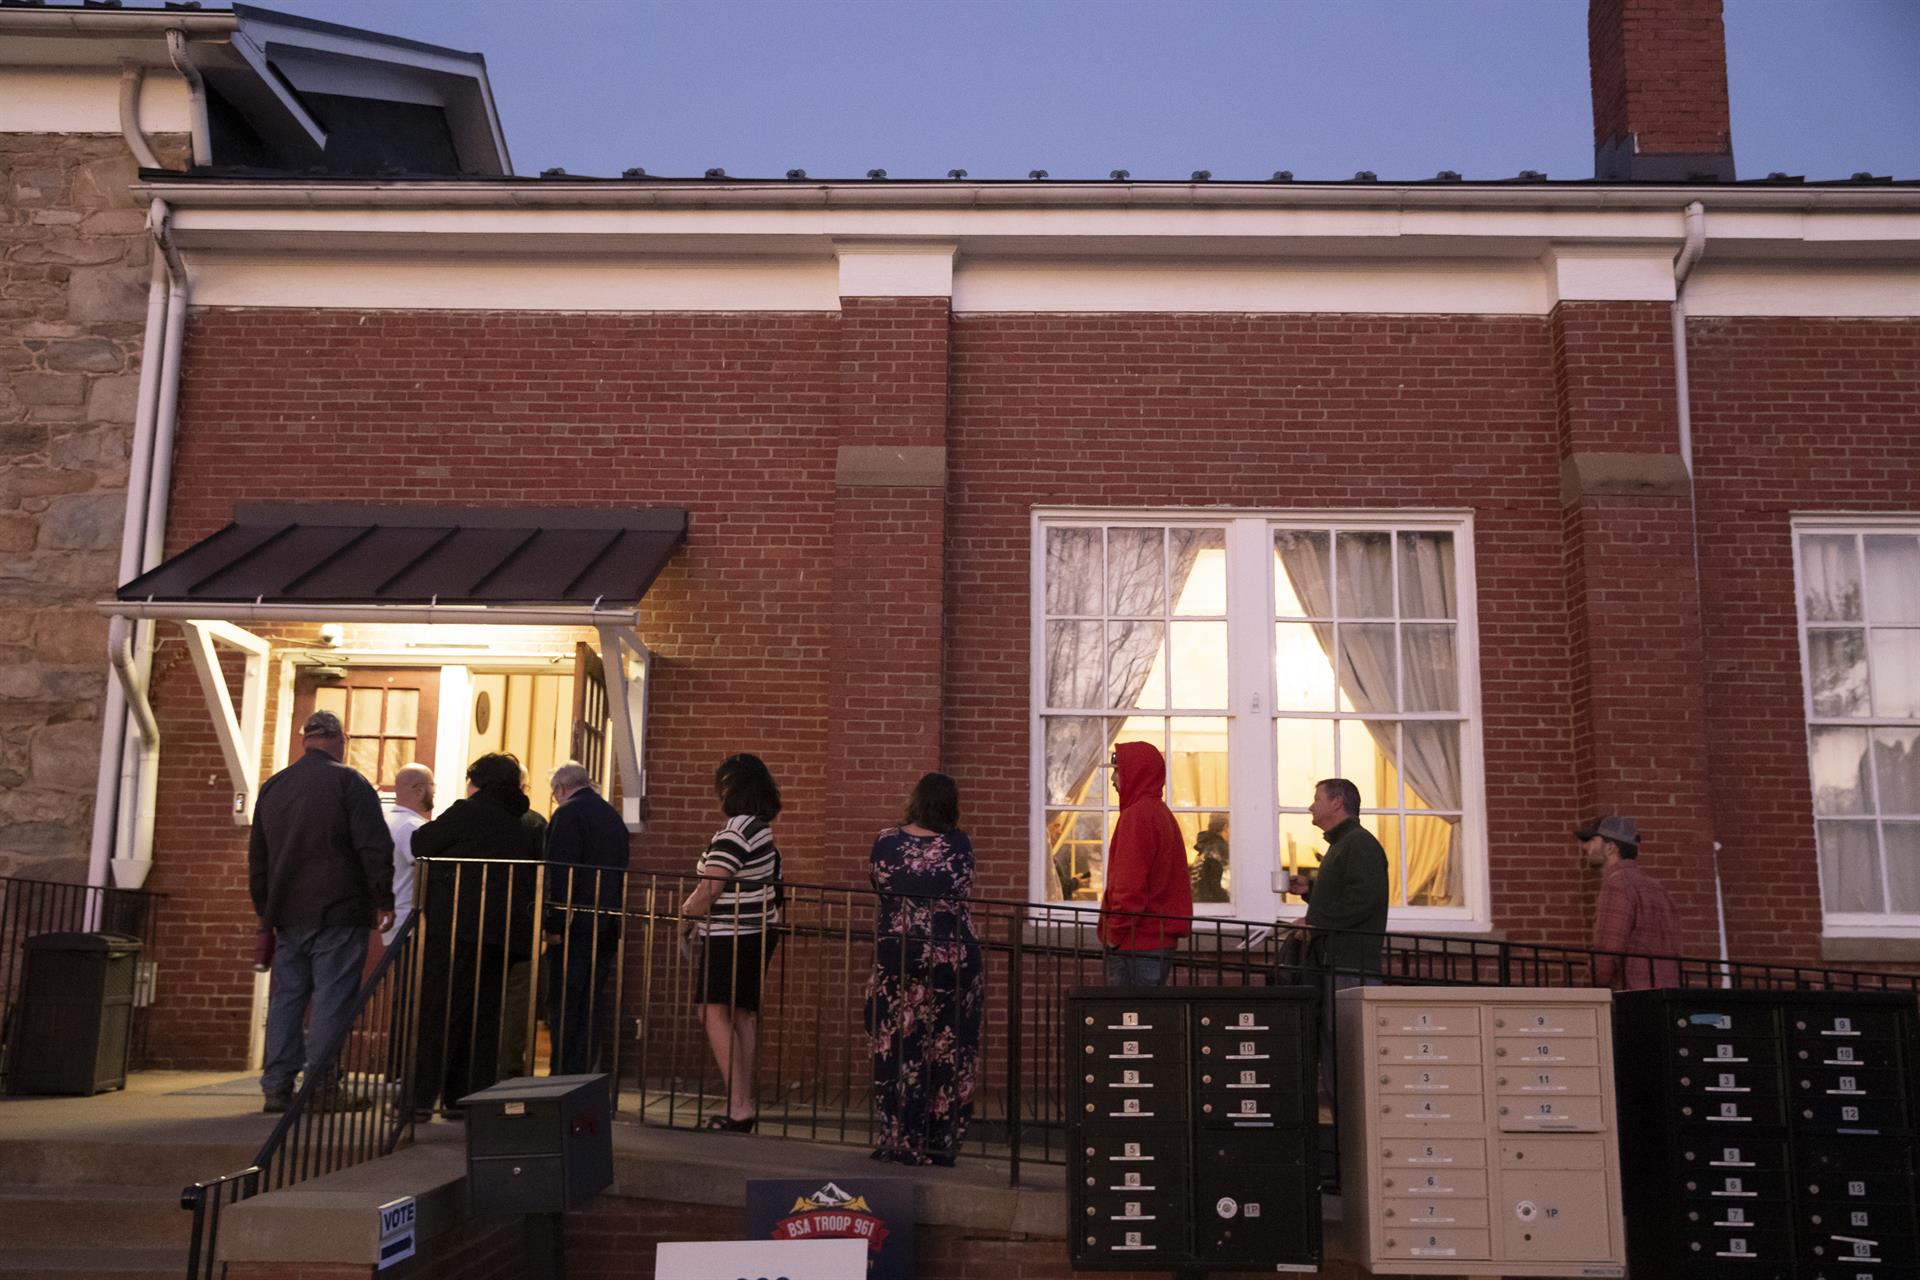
[1821, 934, 1920, 964]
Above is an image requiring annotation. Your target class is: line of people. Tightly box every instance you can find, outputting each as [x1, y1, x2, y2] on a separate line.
[248, 709, 629, 1115]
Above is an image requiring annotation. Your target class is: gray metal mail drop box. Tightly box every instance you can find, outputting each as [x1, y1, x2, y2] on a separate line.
[460, 1074, 613, 1214]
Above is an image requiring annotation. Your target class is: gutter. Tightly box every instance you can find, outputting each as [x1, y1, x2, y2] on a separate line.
[128, 178, 1920, 215]
[98, 602, 647, 629]
[118, 63, 162, 171]
[87, 200, 190, 894]
[1670, 199, 1729, 982]
[166, 29, 213, 168]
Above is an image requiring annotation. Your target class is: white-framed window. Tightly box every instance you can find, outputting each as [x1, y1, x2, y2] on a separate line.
[1030, 509, 1488, 929]
[1793, 516, 1920, 936]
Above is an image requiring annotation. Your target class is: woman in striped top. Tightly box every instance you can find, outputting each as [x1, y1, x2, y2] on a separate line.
[680, 753, 783, 1132]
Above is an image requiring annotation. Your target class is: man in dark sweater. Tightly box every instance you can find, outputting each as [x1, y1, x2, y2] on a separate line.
[248, 710, 394, 1113]
[542, 761, 630, 1074]
[1288, 776, 1389, 1110]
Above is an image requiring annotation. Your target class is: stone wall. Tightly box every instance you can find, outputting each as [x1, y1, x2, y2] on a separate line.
[0, 131, 187, 881]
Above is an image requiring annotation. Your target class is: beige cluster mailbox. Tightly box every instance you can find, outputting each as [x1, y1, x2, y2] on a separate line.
[1336, 987, 1627, 1277]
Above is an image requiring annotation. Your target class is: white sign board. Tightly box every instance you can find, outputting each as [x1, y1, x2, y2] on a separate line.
[376, 1196, 416, 1270]
[656, 1238, 868, 1280]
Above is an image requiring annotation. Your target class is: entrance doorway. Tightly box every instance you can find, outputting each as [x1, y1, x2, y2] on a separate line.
[290, 667, 441, 798]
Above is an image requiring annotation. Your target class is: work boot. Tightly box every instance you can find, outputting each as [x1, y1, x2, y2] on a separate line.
[262, 1089, 293, 1114]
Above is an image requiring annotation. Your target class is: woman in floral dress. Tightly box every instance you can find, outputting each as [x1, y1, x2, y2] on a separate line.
[864, 772, 984, 1166]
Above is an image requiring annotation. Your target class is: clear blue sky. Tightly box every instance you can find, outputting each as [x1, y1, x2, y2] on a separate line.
[270, 0, 1920, 181]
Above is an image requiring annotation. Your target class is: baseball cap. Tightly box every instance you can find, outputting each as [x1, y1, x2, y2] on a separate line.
[301, 709, 345, 738]
[1574, 815, 1640, 847]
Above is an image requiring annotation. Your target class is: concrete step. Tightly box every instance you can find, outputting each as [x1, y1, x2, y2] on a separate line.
[0, 1247, 181, 1279]
[0, 1182, 188, 1250]
[0, 1139, 259, 1190]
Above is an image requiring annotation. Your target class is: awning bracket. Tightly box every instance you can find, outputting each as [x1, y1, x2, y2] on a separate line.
[181, 619, 271, 825]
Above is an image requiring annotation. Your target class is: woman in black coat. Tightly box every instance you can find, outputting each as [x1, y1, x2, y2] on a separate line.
[408, 752, 545, 1116]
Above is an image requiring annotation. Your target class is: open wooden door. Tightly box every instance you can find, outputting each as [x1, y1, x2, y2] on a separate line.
[291, 667, 440, 795]
[570, 641, 613, 795]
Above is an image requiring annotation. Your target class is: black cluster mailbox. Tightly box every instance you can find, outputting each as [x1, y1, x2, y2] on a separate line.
[461, 1074, 614, 1216]
[1067, 986, 1320, 1272]
[1613, 989, 1920, 1280]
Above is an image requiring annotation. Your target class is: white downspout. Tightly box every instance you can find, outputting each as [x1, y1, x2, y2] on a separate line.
[165, 29, 212, 167]
[85, 204, 173, 892]
[1671, 200, 1726, 981]
[118, 63, 162, 171]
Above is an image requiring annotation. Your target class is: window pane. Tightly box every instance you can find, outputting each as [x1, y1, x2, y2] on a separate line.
[1274, 529, 1331, 618]
[1818, 820, 1883, 913]
[1167, 717, 1229, 808]
[1045, 810, 1105, 901]
[1398, 531, 1457, 619]
[1045, 527, 1102, 616]
[1885, 823, 1920, 914]
[1375, 813, 1404, 907]
[1169, 621, 1227, 708]
[1869, 630, 1920, 717]
[1802, 534, 1862, 622]
[1107, 528, 1164, 617]
[1107, 718, 1166, 807]
[1171, 528, 1227, 615]
[313, 686, 348, 719]
[1337, 531, 1394, 618]
[1864, 535, 1920, 623]
[1108, 620, 1165, 709]
[346, 736, 378, 781]
[1404, 815, 1463, 906]
[1338, 720, 1401, 813]
[1045, 621, 1104, 709]
[1810, 726, 1873, 815]
[1043, 716, 1106, 805]
[1402, 625, 1459, 712]
[1181, 811, 1232, 904]
[384, 688, 419, 736]
[1278, 811, 1323, 901]
[380, 739, 412, 787]
[349, 687, 382, 734]
[1276, 719, 1336, 813]
[1275, 622, 1335, 711]
[1874, 729, 1920, 815]
[1402, 722, 1464, 811]
[1808, 629, 1869, 717]
[1338, 623, 1398, 712]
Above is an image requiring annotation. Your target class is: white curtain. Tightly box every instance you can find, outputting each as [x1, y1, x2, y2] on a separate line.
[1275, 531, 1463, 906]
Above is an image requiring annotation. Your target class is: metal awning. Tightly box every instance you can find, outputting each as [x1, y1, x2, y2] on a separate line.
[96, 504, 684, 831]
[106, 503, 686, 625]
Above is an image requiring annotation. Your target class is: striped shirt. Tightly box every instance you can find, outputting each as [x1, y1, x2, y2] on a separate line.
[697, 814, 780, 936]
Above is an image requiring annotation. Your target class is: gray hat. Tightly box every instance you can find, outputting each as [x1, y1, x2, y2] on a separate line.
[301, 709, 345, 738]
[1574, 815, 1640, 848]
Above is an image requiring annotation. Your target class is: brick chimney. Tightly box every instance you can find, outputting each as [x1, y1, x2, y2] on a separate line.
[1589, 0, 1736, 181]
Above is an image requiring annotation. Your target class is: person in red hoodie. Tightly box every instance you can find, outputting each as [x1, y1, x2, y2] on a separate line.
[1098, 741, 1193, 985]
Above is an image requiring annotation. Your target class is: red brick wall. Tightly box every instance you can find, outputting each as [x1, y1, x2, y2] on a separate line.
[1689, 316, 1920, 965]
[138, 303, 1920, 1066]
[1588, 0, 1732, 156]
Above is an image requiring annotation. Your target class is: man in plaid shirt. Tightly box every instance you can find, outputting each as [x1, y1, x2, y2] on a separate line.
[1578, 815, 1682, 990]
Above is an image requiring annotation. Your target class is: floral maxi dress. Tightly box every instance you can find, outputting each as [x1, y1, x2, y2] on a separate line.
[863, 826, 985, 1165]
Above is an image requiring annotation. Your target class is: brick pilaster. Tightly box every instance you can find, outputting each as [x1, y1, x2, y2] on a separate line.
[823, 294, 951, 885]
[1553, 300, 1719, 957]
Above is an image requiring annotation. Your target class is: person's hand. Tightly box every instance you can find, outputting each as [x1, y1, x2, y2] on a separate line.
[1286, 874, 1309, 897]
[544, 931, 562, 948]
[376, 910, 395, 932]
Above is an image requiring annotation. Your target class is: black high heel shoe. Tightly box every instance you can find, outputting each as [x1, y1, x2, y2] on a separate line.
[702, 1113, 756, 1133]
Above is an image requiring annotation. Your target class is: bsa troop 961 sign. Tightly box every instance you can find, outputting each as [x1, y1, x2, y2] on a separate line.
[1067, 986, 1321, 1272]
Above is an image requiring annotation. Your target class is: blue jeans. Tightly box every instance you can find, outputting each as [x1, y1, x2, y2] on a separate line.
[1102, 947, 1174, 987]
[262, 924, 369, 1096]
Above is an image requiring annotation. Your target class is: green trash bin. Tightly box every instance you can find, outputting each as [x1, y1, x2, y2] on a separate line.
[9, 932, 141, 1095]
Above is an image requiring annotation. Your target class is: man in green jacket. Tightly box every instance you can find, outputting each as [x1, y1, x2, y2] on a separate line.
[1288, 777, 1390, 975]
[1288, 777, 1389, 1112]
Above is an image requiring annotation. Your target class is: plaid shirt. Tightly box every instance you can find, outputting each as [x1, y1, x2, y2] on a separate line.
[1592, 859, 1682, 990]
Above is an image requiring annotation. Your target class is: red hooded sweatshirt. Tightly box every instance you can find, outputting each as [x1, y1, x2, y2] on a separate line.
[1098, 741, 1194, 950]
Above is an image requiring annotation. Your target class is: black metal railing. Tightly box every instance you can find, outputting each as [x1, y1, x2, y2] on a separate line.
[181, 913, 421, 1279]
[0, 874, 162, 1087]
